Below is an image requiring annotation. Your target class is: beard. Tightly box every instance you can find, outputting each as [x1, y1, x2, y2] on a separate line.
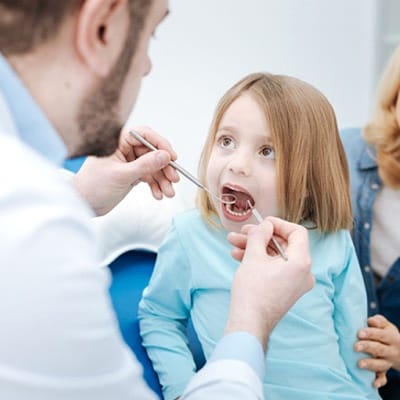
[73, 76, 125, 158]
[72, 19, 141, 158]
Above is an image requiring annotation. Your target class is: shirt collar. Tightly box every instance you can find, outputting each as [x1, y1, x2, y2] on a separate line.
[0, 54, 67, 166]
[358, 140, 377, 171]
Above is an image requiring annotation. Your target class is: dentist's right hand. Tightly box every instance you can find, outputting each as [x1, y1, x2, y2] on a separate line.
[226, 217, 315, 349]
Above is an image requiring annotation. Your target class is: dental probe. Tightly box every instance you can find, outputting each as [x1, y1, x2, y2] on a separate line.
[247, 200, 288, 261]
[129, 130, 236, 205]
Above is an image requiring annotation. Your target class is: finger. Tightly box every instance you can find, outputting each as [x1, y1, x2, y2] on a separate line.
[231, 247, 244, 262]
[127, 150, 171, 182]
[148, 179, 163, 200]
[358, 357, 392, 373]
[227, 232, 247, 250]
[150, 169, 176, 198]
[374, 371, 387, 389]
[355, 339, 393, 359]
[368, 314, 390, 329]
[242, 221, 274, 264]
[158, 178, 175, 198]
[266, 217, 310, 261]
[358, 327, 393, 345]
[163, 164, 180, 183]
[229, 231, 277, 259]
[240, 224, 257, 235]
[126, 126, 177, 160]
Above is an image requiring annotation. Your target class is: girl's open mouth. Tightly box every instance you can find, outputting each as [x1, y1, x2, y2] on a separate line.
[221, 184, 255, 222]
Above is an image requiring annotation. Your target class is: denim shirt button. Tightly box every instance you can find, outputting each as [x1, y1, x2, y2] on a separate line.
[370, 302, 377, 309]
[364, 222, 370, 230]
[364, 265, 371, 273]
[370, 182, 379, 190]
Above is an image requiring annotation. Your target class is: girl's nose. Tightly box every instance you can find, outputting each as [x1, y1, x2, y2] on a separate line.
[228, 153, 251, 176]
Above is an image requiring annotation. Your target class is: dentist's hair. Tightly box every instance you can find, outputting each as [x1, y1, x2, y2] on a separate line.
[0, 0, 151, 55]
[197, 72, 352, 232]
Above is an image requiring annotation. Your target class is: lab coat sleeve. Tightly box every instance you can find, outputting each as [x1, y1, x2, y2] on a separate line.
[0, 136, 157, 400]
[181, 359, 264, 400]
[138, 221, 196, 400]
[332, 232, 381, 400]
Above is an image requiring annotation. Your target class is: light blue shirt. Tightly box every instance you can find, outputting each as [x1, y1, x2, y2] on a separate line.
[139, 210, 381, 400]
[0, 54, 66, 165]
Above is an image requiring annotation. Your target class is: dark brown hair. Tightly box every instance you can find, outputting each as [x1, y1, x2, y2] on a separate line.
[0, 0, 151, 55]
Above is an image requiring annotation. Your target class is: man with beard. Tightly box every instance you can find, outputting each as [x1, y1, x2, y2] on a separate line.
[0, 1, 314, 399]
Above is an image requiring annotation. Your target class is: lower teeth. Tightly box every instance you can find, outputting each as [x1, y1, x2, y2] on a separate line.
[226, 204, 250, 217]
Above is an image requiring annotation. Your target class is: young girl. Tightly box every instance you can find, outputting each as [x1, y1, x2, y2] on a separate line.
[138, 73, 381, 400]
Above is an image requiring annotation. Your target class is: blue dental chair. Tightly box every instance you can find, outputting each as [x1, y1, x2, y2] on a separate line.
[64, 158, 205, 399]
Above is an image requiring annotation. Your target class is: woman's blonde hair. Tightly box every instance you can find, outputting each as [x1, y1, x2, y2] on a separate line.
[364, 46, 400, 188]
[197, 72, 352, 232]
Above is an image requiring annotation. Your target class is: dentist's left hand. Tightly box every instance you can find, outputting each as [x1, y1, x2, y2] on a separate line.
[73, 126, 180, 216]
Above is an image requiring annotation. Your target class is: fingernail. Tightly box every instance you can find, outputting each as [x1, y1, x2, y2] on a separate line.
[356, 344, 363, 351]
[359, 361, 366, 368]
[358, 330, 367, 339]
[156, 152, 169, 167]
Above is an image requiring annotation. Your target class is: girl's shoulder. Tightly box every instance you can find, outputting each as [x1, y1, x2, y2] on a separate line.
[308, 229, 355, 272]
[308, 228, 353, 252]
[172, 209, 223, 239]
[172, 209, 204, 229]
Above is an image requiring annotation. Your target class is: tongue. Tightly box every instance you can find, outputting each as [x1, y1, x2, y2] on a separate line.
[233, 191, 253, 211]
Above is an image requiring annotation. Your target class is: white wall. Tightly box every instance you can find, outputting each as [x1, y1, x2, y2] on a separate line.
[127, 0, 378, 176]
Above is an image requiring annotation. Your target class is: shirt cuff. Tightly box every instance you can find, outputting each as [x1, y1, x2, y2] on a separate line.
[208, 332, 265, 381]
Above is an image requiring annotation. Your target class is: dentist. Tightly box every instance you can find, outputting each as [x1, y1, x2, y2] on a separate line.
[0, 1, 313, 399]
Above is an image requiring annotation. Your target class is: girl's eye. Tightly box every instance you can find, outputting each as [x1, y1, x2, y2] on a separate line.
[260, 146, 275, 159]
[218, 136, 235, 149]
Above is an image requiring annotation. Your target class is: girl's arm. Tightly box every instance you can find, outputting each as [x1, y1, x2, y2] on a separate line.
[138, 221, 196, 400]
[332, 232, 381, 400]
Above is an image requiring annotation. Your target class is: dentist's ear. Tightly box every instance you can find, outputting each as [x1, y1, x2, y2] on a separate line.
[74, 0, 129, 77]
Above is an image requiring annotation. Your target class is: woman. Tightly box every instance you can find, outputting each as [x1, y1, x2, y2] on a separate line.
[341, 45, 400, 400]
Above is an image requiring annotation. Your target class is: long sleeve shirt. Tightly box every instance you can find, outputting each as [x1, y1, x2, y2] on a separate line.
[139, 210, 381, 400]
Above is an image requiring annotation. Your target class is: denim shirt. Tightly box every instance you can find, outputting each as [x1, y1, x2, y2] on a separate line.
[341, 127, 400, 398]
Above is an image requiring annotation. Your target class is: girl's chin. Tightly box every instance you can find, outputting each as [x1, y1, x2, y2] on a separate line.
[218, 213, 248, 233]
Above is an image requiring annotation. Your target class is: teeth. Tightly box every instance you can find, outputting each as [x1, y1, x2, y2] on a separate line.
[226, 203, 251, 217]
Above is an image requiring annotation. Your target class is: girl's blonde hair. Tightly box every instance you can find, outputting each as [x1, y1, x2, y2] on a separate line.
[197, 72, 352, 232]
[364, 46, 400, 188]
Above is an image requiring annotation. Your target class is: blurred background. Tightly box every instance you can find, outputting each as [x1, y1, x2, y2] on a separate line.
[127, 0, 400, 177]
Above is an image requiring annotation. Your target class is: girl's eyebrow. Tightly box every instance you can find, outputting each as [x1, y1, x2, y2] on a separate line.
[217, 125, 239, 134]
[218, 125, 273, 143]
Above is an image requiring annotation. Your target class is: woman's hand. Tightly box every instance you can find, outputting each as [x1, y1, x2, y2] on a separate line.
[355, 314, 400, 388]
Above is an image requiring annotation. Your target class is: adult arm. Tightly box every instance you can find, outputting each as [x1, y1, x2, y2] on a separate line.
[0, 136, 157, 400]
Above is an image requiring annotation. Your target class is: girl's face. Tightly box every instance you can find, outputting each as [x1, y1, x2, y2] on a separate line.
[206, 93, 279, 233]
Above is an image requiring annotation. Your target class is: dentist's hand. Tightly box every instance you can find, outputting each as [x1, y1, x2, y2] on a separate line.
[73, 126, 179, 216]
[226, 217, 314, 349]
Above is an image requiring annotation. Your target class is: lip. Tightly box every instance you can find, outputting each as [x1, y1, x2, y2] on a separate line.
[219, 183, 254, 223]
